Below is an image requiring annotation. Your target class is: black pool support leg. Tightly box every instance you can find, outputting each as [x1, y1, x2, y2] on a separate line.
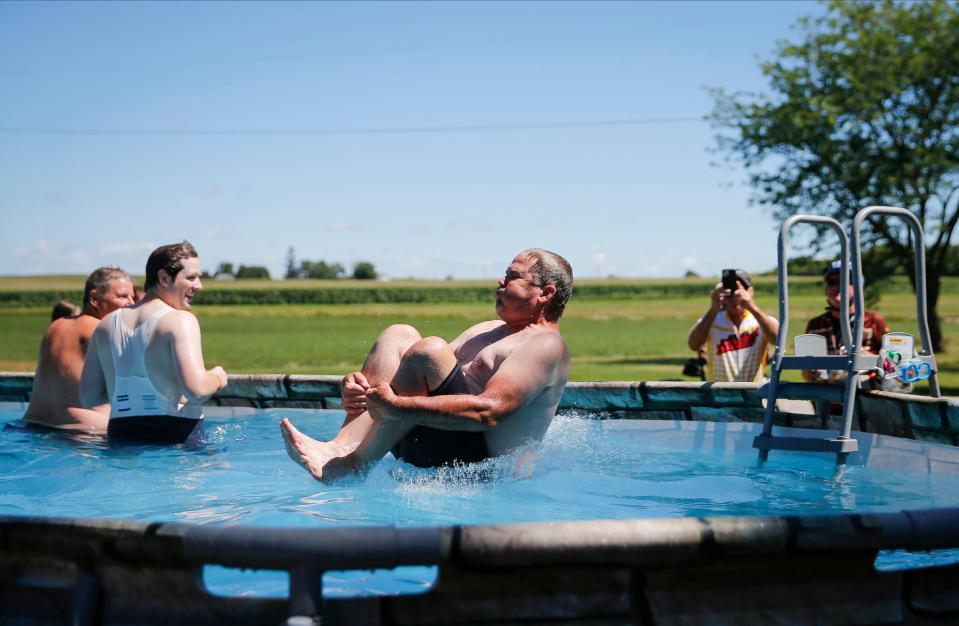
[288, 567, 324, 625]
[72, 569, 102, 626]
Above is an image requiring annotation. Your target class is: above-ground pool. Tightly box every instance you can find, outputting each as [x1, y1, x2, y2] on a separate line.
[4, 401, 959, 604]
[5, 404, 959, 525]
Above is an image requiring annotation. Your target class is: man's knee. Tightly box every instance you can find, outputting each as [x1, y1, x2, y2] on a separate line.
[392, 336, 456, 395]
[378, 324, 422, 346]
[404, 336, 452, 363]
[373, 324, 423, 357]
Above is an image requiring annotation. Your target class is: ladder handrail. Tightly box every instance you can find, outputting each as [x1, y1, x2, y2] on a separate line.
[851, 206, 940, 397]
[760, 215, 854, 456]
[775, 216, 852, 359]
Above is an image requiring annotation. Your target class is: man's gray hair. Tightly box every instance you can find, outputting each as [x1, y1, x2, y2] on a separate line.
[83, 267, 130, 310]
[522, 248, 573, 321]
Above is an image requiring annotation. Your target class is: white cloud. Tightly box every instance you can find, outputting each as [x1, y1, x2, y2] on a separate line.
[590, 247, 616, 276]
[5, 239, 94, 274]
[678, 256, 698, 270]
[66, 250, 91, 268]
[202, 184, 224, 198]
[13, 239, 59, 258]
[100, 242, 157, 256]
[448, 218, 479, 234]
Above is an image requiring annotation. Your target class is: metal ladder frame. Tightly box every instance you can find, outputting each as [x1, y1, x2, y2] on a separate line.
[754, 206, 940, 464]
[851, 206, 940, 398]
[753, 215, 860, 464]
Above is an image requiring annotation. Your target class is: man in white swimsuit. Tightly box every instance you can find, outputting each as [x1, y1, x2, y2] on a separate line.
[81, 241, 227, 443]
[24, 267, 135, 432]
[281, 248, 573, 481]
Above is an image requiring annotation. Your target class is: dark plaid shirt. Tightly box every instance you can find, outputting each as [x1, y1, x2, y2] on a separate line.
[804, 309, 889, 354]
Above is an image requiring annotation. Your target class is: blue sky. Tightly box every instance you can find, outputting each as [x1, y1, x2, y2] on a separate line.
[0, 1, 824, 280]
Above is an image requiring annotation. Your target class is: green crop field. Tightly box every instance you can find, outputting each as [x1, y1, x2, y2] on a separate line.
[1, 282, 957, 396]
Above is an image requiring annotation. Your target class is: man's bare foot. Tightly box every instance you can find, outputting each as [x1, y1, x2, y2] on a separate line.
[280, 418, 357, 482]
[513, 447, 539, 480]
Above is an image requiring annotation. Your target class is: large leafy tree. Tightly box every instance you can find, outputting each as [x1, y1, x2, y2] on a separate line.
[710, 0, 959, 351]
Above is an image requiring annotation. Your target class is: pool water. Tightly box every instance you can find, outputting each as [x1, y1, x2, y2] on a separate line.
[3, 403, 959, 597]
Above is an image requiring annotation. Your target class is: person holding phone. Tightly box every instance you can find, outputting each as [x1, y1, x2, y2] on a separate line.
[687, 269, 779, 382]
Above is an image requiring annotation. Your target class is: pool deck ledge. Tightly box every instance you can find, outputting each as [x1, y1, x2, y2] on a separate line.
[3, 372, 957, 445]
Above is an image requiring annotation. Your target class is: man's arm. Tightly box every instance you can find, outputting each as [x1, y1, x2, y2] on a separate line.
[168, 311, 227, 403]
[687, 285, 724, 351]
[367, 333, 567, 431]
[865, 311, 891, 354]
[738, 282, 779, 343]
[79, 326, 109, 408]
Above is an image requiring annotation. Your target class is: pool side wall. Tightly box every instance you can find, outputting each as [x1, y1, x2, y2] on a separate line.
[2, 372, 957, 445]
[4, 372, 959, 624]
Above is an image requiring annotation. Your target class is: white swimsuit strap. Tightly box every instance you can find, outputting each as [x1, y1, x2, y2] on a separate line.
[108, 305, 174, 373]
[138, 306, 174, 345]
[108, 310, 128, 366]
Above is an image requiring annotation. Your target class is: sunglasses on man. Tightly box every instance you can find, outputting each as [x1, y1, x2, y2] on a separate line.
[825, 276, 855, 288]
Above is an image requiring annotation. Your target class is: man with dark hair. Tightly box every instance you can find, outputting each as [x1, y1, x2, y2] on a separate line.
[143, 241, 199, 290]
[81, 241, 227, 443]
[801, 260, 889, 384]
[687, 269, 779, 382]
[282, 249, 573, 481]
[24, 268, 135, 432]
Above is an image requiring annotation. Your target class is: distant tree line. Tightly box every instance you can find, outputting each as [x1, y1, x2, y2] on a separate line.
[762, 245, 959, 277]
[284, 247, 378, 280]
[212, 262, 271, 279]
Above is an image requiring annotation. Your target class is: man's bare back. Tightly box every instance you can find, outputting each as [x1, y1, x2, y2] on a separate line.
[281, 249, 574, 481]
[24, 315, 107, 431]
[24, 268, 134, 432]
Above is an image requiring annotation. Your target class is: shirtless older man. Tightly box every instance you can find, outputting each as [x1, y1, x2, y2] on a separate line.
[24, 267, 135, 432]
[81, 242, 227, 444]
[282, 248, 573, 481]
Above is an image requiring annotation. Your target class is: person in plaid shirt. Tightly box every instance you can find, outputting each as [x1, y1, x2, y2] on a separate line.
[687, 270, 779, 382]
[801, 261, 889, 384]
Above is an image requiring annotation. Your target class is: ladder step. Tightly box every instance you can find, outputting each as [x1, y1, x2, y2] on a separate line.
[753, 434, 858, 454]
[778, 355, 850, 370]
[760, 382, 845, 402]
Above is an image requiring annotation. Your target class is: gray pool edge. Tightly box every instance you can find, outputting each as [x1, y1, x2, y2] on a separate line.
[3, 510, 959, 625]
[3, 372, 959, 624]
[4, 371, 957, 445]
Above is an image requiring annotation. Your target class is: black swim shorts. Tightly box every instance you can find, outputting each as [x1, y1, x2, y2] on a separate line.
[108, 415, 203, 445]
[389, 366, 490, 468]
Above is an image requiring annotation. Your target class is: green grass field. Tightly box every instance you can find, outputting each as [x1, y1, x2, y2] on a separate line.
[0, 274, 822, 291]
[2, 288, 957, 396]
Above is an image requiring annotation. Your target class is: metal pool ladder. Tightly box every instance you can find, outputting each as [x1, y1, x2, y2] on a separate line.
[753, 206, 940, 465]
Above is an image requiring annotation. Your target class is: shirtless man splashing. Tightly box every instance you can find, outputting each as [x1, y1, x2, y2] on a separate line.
[281, 248, 573, 481]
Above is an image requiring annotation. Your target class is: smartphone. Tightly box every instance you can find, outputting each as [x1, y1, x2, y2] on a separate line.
[721, 269, 738, 291]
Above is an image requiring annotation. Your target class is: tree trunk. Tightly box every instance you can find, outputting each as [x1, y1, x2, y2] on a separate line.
[925, 270, 943, 354]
